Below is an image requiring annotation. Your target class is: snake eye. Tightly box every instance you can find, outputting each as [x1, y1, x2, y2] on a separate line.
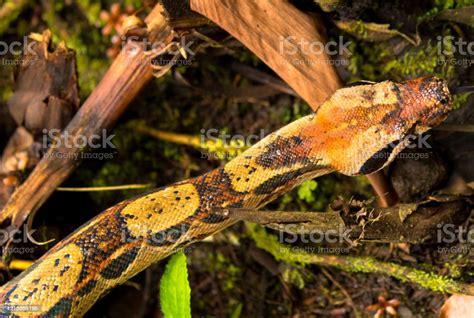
[439, 96, 449, 105]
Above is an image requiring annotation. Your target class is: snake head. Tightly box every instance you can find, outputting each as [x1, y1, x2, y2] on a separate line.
[399, 76, 452, 135]
[303, 76, 453, 176]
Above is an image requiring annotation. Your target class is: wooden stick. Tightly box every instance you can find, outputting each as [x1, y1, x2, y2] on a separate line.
[367, 172, 398, 207]
[214, 199, 469, 243]
[0, 3, 174, 228]
[190, 0, 342, 109]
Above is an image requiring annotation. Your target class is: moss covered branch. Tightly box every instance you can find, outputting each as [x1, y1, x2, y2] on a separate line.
[247, 223, 474, 296]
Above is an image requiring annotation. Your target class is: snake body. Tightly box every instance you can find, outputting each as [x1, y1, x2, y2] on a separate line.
[0, 77, 452, 317]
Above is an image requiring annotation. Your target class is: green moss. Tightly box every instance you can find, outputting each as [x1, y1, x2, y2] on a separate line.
[444, 262, 462, 279]
[435, 0, 474, 9]
[418, 0, 474, 23]
[75, 0, 101, 24]
[297, 180, 318, 204]
[348, 34, 456, 82]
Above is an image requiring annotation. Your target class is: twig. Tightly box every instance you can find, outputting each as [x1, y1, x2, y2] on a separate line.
[214, 199, 469, 243]
[320, 268, 360, 318]
[230, 62, 298, 97]
[134, 123, 201, 148]
[366, 172, 398, 207]
[56, 184, 152, 192]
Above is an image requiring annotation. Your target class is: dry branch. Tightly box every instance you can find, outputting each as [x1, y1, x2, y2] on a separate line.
[0, 3, 174, 229]
[215, 199, 470, 243]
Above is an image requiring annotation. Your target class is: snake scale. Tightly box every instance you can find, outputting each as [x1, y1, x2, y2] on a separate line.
[0, 77, 452, 317]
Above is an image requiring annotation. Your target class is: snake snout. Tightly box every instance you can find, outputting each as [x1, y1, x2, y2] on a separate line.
[419, 77, 452, 127]
[401, 76, 453, 130]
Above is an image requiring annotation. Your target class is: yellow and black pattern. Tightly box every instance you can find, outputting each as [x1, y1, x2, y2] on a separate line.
[0, 77, 452, 317]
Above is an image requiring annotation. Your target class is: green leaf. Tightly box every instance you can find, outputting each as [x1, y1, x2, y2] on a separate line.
[160, 252, 192, 318]
[229, 303, 243, 318]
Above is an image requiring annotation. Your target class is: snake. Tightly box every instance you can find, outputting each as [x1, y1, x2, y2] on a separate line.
[0, 76, 452, 317]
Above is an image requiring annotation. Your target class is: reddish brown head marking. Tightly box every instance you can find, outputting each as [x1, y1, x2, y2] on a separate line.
[398, 76, 452, 132]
